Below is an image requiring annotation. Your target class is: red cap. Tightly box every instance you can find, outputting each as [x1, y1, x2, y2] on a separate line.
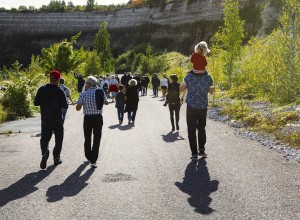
[50, 70, 61, 79]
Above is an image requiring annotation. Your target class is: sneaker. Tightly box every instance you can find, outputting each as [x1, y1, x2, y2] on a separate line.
[190, 154, 198, 160]
[199, 151, 207, 158]
[40, 155, 48, 169]
[90, 163, 97, 169]
[54, 156, 62, 166]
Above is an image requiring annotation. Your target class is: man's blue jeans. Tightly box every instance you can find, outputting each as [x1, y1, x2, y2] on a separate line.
[127, 111, 137, 122]
[117, 107, 124, 121]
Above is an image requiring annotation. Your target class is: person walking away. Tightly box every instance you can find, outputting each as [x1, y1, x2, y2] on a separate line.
[161, 74, 169, 100]
[109, 75, 119, 102]
[144, 74, 150, 95]
[100, 76, 110, 98]
[74, 72, 85, 93]
[125, 79, 139, 125]
[115, 85, 125, 124]
[34, 70, 68, 169]
[152, 74, 160, 97]
[133, 75, 141, 96]
[163, 74, 181, 131]
[76, 76, 107, 169]
[180, 68, 214, 160]
[59, 78, 74, 124]
[141, 76, 147, 96]
[115, 74, 120, 83]
[190, 41, 210, 74]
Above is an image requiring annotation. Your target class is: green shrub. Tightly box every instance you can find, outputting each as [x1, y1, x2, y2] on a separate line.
[1, 84, 33, 121]
[0, 104, 7, 123]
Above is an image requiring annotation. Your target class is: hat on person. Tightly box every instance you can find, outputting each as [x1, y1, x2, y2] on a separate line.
[50, 70, 61, 79]
[170, 74, 178, 82]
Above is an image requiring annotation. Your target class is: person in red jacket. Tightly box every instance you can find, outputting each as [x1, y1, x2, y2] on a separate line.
[190, 41, 210, 74]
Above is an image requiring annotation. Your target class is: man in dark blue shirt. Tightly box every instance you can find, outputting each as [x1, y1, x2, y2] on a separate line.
[180, 71, 215, 160]
[34, 70, 68, 169]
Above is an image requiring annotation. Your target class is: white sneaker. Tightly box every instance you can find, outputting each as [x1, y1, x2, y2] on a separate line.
[90, 163, 97, 168]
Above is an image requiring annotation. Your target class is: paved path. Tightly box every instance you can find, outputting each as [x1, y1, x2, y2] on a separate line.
[0, 94, 299, 219]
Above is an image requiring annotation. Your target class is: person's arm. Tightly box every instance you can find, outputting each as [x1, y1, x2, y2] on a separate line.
[76, 94, 83, 111]
[179, 82, 187, 93]
[60, 90, 68, 109]
[34, 87, 41, 106]
[74, 72, 78, 79]
[208, 76, 215, 95]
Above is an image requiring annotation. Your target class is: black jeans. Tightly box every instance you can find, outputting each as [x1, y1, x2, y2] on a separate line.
[83, 114, 103, 163]
[169, 104, 180, 128]
[186, 107, 207, 155]
[40, 119, 64, 159]
[153, 86, 158, 96]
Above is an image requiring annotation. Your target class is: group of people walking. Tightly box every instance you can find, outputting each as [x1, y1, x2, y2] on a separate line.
[34, 40, 214, 170]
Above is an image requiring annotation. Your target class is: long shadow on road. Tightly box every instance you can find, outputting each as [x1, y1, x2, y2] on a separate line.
[0, 165, 56, 207]
[175, 159, 219, 214]
[46, 163, 94, 202]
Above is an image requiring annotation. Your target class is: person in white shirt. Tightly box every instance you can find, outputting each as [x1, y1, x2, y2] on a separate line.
[161, 74, 169, 100]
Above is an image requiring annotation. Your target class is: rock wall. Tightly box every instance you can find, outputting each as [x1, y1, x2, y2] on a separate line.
[0, 0, 279, 67]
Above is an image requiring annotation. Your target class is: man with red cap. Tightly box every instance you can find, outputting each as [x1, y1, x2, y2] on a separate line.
[34, 70, 68, 169]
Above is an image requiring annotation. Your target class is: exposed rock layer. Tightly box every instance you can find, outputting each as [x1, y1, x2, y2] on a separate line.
[0, 0, 279, 67]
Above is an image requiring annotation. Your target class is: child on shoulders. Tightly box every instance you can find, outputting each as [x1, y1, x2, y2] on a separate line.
[190, 41, 210, 74]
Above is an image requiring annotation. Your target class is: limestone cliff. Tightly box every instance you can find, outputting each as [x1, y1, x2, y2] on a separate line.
[0, 0, 279, 67]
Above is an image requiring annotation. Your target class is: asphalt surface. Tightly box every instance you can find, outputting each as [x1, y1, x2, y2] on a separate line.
[0, 93, 299, 219]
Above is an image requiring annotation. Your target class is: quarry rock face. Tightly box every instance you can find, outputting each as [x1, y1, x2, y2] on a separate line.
[0, 0, 279, 66]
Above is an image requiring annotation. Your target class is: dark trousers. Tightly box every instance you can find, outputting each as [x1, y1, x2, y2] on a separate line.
[83, 114, 103, 163]
[61, 108, 67, 124]
[117, 107, 124, 121]
[153, 86, 158, 96]
[186, 107, 207, 155]
[127, 111, 137, 121]
[144, 85, 148, 95]
[40, 119, 64, 159]
[169, 104, 180, 128]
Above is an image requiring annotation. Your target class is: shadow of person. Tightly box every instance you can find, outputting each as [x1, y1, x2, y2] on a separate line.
[118, 124, 133, 131]
[0, 165, 56, 207]
[175, 159, 219, 214]
[46, 163, 94, 203]
[161, 131, 185, 143]
[109, 124, 120, 129]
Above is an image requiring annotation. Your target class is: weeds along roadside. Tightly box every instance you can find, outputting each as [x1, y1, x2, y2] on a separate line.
[209, 91, 300, 150]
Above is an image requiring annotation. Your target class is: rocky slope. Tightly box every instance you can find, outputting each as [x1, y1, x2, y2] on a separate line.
[0, 0, 279, 67]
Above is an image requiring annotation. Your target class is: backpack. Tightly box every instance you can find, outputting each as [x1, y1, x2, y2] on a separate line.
[167, 83, 180, 103]
[102, 82, 108, 91]
[95, 88, 105, 110]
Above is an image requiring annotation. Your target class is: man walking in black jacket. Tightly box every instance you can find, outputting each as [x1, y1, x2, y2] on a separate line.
[34, 70, 68, 169]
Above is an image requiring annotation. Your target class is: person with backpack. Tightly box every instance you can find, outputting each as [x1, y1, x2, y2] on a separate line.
[100, 76, 110, 99]
[76, 76, 107, 169]
[59, 78, 74, 124]
[163, 74, 181, 131]
[144, 74, 150, 95]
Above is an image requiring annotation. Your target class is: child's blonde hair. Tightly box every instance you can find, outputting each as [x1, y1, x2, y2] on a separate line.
[194, 41, 210, 55]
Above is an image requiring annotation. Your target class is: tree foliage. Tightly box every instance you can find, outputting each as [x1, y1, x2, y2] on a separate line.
[94, 22, 113, 73]
[212, 0, 244, 89]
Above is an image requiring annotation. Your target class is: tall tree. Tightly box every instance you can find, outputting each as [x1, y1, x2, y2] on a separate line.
[212, 0, 244, 89]
[94, 21, 113, 73]
[86, 0, 95, 11]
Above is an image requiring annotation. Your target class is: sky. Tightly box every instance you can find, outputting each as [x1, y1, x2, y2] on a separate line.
[0, 0, 129, 9]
